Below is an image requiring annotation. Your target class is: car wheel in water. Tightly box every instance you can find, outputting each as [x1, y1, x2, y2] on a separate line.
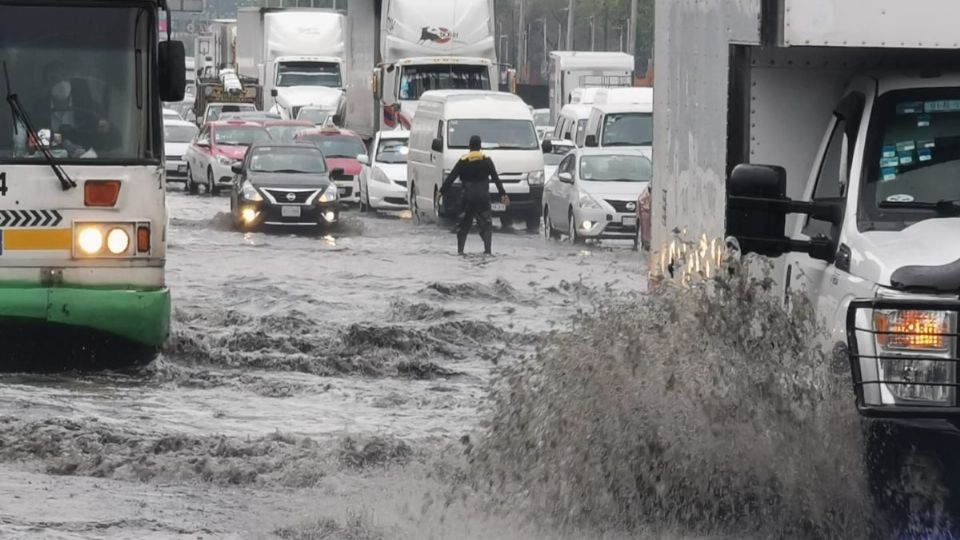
[568, 212, 583, 245]
[544, 210, 561, 240]
[409, 183, 422, 224]
[187, 166, 198, 195]
[206, 168, 215, 195]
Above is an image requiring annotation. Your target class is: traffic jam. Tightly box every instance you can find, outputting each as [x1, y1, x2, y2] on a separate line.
[2, 0, 960, 538]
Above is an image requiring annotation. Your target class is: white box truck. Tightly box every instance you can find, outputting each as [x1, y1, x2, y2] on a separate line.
[653, 0, 960, 506]
[547, 51, 634, 125]
[237, 8, 348, 122]
[373, 0, 498, 131]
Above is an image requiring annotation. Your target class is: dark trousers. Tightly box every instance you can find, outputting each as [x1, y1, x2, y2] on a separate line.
[457, 198, 493, 254]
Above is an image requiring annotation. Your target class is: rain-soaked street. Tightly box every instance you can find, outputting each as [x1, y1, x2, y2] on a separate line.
[0, 189, 646, 539]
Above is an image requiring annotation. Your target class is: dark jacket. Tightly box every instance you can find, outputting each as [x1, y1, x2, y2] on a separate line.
[439, 151, 506, 201]
[30, 79, 117, 151]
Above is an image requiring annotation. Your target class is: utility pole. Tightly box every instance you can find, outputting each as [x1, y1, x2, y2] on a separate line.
[627, 0, 638, 58]
[565, 0, 575, 50]
[589, 16, 595, 51]
[517, 0, 526, 82]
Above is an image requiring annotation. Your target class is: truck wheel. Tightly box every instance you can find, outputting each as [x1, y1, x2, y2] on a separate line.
[187, 166, 198, 195]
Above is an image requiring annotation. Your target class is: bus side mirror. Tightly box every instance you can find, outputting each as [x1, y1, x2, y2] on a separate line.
[585, 134, 598, 147]
[159, 40, 186, 103]
[431, 137, 443, 153]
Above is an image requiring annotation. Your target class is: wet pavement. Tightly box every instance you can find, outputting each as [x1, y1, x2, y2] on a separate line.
[0, 188, 647, 539]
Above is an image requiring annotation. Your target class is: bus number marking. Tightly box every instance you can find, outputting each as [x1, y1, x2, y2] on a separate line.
[0, 172, 6, 197]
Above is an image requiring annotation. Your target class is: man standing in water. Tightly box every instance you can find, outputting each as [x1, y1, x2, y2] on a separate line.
[439, 135, 510, 255]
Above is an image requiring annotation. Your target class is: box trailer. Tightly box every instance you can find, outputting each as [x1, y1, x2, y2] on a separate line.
[547, 51, 634, 125]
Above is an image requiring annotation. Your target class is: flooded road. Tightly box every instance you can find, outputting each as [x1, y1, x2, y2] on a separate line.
[0, 189, 647, 539]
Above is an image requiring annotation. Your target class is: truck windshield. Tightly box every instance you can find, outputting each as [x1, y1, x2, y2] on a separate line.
[399, 65, 490, 101]
[0, 4, 156, 162]
[861, 89, 960, 228]
[601, 113, 653, 147]
[276, 62, 341, 88]
[447, 119, 539, 150]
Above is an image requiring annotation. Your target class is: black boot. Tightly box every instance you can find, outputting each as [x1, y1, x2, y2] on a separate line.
[457, 232, 467, 255]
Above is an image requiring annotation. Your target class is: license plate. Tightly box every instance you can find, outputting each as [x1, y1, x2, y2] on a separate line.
[177, 164, 187, 173]
[491, 203, 506, 212]
[281, 206, 301, 218]
[622, 216, 638, 226]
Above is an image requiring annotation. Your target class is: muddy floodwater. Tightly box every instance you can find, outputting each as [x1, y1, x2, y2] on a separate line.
[0, 189, 647, 539]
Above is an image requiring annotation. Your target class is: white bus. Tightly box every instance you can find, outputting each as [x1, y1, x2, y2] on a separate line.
[0, 0, 186, 362]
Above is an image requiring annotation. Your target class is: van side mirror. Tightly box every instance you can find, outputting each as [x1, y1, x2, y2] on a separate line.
[231, 163, 243, 174]
[726, 164, 843, 263]
[541, 139, 553, 153]
[159, 41, 186, 102]
[431, 137, 443, 153]
[585, 134, 598, 147]
[271, 89, 278, 98]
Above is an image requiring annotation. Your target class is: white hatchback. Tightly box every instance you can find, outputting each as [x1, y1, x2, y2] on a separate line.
[358, 130, 410, 212]
[542, 147, 651, 248]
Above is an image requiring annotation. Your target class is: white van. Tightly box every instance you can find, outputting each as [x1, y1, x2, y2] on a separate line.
[408, 90, 549, 231]
[583, 103, 653, 157]
[553, 104, 594, 146]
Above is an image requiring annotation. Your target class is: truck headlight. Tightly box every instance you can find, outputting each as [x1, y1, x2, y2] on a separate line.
[874, 310, 956, 404]
[241, 181, 262, 202]
[525, 170, 545, 186]
[318, 184, 339, 203]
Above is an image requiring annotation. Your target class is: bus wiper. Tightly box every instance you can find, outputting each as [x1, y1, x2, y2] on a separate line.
[879, 199, 960, 216]
[3, 62, 76, 190]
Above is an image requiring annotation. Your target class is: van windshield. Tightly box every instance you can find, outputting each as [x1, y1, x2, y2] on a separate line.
[447, 119, 539, 150]
[860, 88, 960, 229]
[601, 113, 653, 147]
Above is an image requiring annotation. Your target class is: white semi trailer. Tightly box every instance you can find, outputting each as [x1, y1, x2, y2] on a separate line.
[547, 51, 634, 125]
[237, 8, 348, 122]
[372, 0, 498, 130]
[653, 0, 960, 504]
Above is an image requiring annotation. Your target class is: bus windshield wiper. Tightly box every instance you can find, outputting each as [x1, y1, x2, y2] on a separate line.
[879, 199, 960, 216]
[3, 62, 76, 190]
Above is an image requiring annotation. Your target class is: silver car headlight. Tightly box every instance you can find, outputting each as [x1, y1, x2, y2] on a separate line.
[217, 155, 233, 166]
[874, 309, 956, 405]
[371, 168, 392, 184]
[318, 183, 339, 203]
[241, 181, 262, 202]
[578, 192, 602, 210]
[525, 170, 545, 186]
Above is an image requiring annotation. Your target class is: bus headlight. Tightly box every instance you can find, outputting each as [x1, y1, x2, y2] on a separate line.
[77, 227, 104, 255]
[106, 228, 130, 255]
[874, 310, 956, 404]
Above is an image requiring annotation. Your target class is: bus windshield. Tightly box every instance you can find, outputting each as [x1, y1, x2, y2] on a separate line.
[0, 5, 155, 161]
[399, 65, 490, 101]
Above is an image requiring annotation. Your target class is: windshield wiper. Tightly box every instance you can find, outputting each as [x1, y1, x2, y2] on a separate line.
[3, 62, 76, 190]
[879, 199, 960, 216]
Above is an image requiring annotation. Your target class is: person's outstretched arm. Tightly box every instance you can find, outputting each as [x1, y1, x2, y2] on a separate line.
[440, 160, 462, 195]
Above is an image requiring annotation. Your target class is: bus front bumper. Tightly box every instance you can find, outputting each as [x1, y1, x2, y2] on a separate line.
[0, 285, 170, 348]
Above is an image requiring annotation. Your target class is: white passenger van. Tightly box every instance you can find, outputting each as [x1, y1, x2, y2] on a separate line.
[408, 90, 549, 231]
[553, 104, 594, 147]
[583, 102, 654, 158]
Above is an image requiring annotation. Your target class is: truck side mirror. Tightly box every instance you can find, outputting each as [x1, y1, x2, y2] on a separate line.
[585, 134, 598, 147]
[271, 89, 278, 98]
[159, 41, 186, 103]
[431, 137, 443, 153]
[726, 164, 788, 257]
[541, 139, 553, 153]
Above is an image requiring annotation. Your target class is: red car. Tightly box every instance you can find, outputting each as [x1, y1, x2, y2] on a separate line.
[261, 119, 314, 142]
[183, 120, 271, 195]
[638, 185, 652, 251]
[294, 127, 367, 203]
